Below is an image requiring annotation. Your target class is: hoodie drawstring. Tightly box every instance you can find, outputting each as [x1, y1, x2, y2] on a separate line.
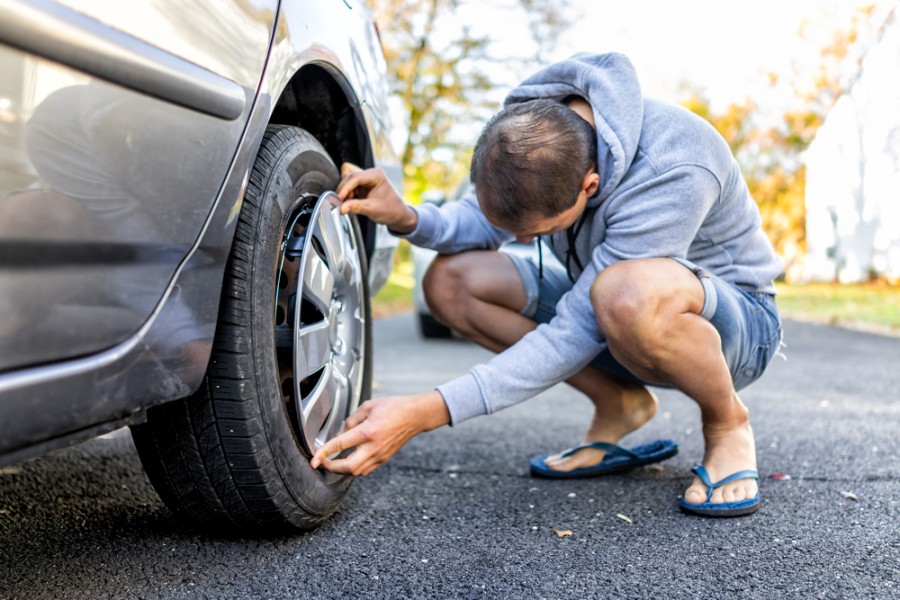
[537, 238, 543, 281]
[564, 211, 589, 283]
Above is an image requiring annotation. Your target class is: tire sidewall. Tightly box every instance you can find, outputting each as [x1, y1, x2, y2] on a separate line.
[243, 126, 368, 522]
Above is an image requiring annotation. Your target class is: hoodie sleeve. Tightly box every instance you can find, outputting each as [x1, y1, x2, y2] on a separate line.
[436, 165, 721, 424]
[436, 257, 605, 423]
[396, 192, 513, 253]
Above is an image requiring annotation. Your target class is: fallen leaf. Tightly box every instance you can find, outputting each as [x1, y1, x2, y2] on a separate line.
[840, 491, 859, 501]
[616, 513, 633, 524]
[550, 528, 573, 538]
[770, 473, 791, 480]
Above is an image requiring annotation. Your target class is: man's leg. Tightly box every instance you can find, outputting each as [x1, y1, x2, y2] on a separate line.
[591, 258, 758, 505]
[423, 251, 657, 471]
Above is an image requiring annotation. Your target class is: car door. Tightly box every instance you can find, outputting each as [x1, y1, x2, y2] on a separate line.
[0, 0, 277, 372]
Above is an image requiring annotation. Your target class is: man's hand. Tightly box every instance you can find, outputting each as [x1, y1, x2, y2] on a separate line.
[310, 390, 451, 476]
[336, 163, 418, 234]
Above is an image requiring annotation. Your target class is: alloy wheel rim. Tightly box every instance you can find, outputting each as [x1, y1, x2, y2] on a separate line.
[274, 192, 365, 455]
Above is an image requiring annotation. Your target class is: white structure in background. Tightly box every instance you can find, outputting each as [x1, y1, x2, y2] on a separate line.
[804, 4, 900, 283]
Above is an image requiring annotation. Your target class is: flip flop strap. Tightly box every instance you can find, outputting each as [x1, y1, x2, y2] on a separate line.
[691, 464, 759, 503]
[560, 441, 639, 460]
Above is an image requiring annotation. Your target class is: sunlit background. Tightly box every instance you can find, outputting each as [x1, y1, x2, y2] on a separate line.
[369, 0, 900, 324]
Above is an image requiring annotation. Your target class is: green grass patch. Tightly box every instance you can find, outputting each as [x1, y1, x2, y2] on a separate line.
[777, 282, 900, 333]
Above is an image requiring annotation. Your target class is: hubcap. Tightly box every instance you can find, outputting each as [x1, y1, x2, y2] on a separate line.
[275, 192, 365, 455]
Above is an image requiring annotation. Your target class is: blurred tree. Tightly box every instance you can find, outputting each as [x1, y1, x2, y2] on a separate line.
[680, 2, 885, 279]
[369, 0, 571, 201]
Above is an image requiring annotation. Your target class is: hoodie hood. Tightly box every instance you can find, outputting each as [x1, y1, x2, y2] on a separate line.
[504, 53, 643, 205]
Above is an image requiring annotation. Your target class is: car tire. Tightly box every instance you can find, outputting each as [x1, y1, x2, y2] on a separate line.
[131, 125, 371, 534]
[418, 313, 453, 339]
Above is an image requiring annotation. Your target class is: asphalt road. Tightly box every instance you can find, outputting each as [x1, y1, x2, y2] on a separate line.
[1, 314, 898, 599]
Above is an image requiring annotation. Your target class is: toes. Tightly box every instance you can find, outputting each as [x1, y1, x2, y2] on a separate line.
[542, 448, 607, 472]
[684, 478, 707, 504]
[684, 488, 706, 504]
[543, 453, 563, 466]
[709, 486, 726, 504]
[721, 486, 736, 503]
[701, 481, 758, 504]
[744, 481, 759, 499]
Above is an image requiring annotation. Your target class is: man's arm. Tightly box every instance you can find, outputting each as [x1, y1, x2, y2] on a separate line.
[337, 165, 511, 252]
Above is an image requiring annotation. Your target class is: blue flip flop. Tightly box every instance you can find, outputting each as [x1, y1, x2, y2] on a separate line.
[529, 439, 679, 479]
[679, 464, 760, 517]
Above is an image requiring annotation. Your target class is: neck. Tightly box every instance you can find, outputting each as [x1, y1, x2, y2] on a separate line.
[564, 96, 595, 129]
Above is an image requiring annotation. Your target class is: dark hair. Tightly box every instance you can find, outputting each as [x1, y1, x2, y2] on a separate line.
[470, 98, 597, 230]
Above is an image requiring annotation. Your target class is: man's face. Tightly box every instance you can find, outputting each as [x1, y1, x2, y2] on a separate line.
[484, 184, 591, 243]
[509, 192, 589, 243]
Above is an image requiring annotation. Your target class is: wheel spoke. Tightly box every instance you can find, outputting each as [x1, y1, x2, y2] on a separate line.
[343, 348, 362, 414]
[302, 250, 334, 311]
[339, 233, 359, 287]
[314, 207, 347, 276]
[294, 321, 330, 380]
[300, 366, 332, 447]
[301, 365, 348, 448]
[319, 369, 350, 445]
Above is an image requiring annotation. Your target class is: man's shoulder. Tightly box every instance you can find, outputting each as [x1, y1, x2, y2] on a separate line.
[633, 99, 735, 176]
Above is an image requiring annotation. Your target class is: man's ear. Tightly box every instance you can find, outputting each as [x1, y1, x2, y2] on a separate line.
[582, 171, 601, 197]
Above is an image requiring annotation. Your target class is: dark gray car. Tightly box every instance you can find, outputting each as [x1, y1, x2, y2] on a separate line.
[0, 0, 401, 534]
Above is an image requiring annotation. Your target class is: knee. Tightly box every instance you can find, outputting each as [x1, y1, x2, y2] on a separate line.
[422, 255, 468, 323]
[590, 261, 668, 346]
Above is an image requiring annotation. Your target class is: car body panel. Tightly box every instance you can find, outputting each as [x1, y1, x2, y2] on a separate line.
[0, 0, 276, 372]
[50, 0, 276, 101]
[0, 0, 401, 465]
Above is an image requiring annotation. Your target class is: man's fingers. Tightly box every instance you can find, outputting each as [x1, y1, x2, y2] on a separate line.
[342, 403, 370, 431]
[339, 199, 363, 215]
[335, 175, 356, 201]
[340, 162, 362, 177]
[310, 427, 367, 468]
[321, 450, 381, 477]
[319, 454, 362, 475]
[336, 168, 385, 201]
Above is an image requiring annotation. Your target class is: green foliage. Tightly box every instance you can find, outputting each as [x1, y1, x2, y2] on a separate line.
[679, 3, 884, 280]
[370, 0, 572, 202]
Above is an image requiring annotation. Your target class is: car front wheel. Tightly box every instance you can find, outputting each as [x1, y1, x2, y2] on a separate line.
[131, 125, 371, 533]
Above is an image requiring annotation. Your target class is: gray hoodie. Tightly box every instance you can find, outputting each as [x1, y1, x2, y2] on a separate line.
[401, 53, 783, 424]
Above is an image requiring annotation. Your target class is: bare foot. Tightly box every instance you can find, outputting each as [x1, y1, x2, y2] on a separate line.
[542, 384, 658, 472]
[684, 419, 758, 505]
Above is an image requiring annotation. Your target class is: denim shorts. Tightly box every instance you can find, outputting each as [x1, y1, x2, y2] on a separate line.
[502, 245, 783, 391]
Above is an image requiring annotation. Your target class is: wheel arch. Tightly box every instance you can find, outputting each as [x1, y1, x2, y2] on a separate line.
[267, 64, 378, 259]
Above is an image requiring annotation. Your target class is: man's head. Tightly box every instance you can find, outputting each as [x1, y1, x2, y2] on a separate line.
[470, 98, 599, 240]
